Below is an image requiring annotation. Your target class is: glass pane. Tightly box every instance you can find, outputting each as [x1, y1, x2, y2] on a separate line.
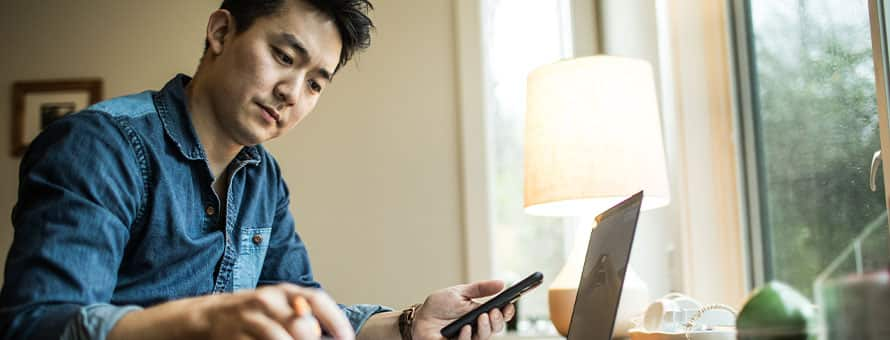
[746, 0, 887, 297]
[482, 0, 573, 330]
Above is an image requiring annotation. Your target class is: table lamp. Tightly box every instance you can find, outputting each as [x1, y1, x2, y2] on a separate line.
[524, 55, 670, 335]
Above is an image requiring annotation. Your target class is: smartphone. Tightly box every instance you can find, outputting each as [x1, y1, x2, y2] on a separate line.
[440, 272, 543, 338]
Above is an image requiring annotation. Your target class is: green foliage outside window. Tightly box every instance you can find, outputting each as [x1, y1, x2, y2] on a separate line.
[747, 0, 888, 297]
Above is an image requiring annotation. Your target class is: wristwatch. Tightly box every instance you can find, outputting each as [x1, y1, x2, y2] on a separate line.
[398, 303, 422, 340]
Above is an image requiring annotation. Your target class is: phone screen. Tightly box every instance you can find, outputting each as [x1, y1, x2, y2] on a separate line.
[440, 272, 543, 338]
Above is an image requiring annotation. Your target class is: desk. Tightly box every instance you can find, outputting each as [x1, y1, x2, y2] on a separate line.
[495, 334, 562, 340]
[495, 333, 630, 340]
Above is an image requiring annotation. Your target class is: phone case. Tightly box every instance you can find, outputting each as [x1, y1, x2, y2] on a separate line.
[440, 272, 543, 338]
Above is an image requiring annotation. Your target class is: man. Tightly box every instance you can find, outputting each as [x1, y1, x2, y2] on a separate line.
[0, 1, 514, 339]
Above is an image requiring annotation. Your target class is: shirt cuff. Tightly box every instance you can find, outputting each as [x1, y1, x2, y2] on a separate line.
[61, 303, 143, 340]
[341, 304, 393, 333]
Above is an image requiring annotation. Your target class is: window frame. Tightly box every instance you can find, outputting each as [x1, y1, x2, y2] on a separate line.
[452, 0, 598, 284]
[868, 0, 890, 238]
[454, 0, 494, 283]
[728, 0, 769, 289]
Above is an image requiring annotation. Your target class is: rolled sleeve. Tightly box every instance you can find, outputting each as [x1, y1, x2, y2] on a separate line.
[60, 304, 143, 340]
[340, 304, 393, 333]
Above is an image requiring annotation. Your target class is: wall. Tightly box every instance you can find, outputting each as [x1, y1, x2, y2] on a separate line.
[0, 0, 464, 308]
[264, 0, 465, 306]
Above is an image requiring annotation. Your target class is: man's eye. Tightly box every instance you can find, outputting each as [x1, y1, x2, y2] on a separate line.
[274, 48, 293, 66]
[308, 80, 323, 93]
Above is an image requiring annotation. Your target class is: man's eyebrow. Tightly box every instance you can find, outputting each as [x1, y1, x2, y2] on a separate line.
[279, 33, 334, 82]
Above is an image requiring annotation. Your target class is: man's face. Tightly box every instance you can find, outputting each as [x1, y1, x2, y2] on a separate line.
[202, 1, 342, 146]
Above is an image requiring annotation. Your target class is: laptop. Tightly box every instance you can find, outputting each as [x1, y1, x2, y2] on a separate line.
[566, 191, 644, 340]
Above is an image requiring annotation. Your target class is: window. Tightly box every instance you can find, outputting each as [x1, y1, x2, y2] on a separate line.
[737, 0, 888, 296]
[480, 0, 574, 331]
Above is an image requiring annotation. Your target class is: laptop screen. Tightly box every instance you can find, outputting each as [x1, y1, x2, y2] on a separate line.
[567, 191, 643, 340]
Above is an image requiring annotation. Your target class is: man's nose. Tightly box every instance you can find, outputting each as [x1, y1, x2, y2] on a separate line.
[274, 77, 303, 107]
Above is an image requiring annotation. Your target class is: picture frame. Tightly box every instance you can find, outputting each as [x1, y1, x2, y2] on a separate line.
[11, 78, 103, 157]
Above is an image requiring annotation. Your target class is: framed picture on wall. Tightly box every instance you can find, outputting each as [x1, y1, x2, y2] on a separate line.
[11, 78, 103, 157]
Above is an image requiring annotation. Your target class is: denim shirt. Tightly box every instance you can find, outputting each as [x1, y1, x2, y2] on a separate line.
[0, 74, 388, 340]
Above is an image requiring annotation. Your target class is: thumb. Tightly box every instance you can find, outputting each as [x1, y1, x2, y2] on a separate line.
[458, 280, 505, 299]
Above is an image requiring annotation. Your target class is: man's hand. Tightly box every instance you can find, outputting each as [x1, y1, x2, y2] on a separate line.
[200, 284, 354, 340]
[110, 283, 355, 340]
[412, 280, 516, 340]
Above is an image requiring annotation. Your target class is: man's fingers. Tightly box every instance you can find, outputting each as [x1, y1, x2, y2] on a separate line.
[502, 303, 516, 322]
[305, 294, 354, 340]
[458, 324, 472, 340]
[276, 284, 355, 340]
[474, 313, 491, 340]
[289, 315, 325, 340]
[458, 280, 505, 299]
[241, 310, 301, 340]
[242, 287, 300, 323]
[489, 308, 505, 334]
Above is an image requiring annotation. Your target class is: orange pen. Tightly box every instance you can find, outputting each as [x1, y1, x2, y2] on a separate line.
[293, 296, 311, 317]
[292, 296, 323, 336]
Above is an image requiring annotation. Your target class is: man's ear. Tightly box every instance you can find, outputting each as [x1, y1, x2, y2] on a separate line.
[206, 9, 235, 56]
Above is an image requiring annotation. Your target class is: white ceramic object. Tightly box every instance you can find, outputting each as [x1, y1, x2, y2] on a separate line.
[642, 293, 701, 333]
[614, 268, 651, 336]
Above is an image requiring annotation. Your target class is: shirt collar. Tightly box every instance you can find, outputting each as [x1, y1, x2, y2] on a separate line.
[154, 74, 261, 165]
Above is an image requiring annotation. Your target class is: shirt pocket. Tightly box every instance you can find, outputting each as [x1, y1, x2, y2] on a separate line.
[232, 225, 272, 291]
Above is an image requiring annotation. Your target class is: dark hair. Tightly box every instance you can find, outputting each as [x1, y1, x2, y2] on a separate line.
[206, 0, 374, 71]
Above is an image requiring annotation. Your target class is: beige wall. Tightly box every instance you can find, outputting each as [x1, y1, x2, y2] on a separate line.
[0, 0, 464, 308]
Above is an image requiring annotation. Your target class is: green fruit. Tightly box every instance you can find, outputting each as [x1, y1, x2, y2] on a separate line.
[736, 281, 815, 340]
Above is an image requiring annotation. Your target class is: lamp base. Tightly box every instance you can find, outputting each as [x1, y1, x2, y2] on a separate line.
[547, 266, 650, 337]
[548, 287, 577, 336]
[545, 217, 650, 336]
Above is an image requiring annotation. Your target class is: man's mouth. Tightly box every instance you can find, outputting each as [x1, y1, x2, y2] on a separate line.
[257, 102, 281, 123]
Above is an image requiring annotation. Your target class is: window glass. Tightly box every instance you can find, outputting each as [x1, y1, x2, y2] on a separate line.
[482, 0, 573, 331]
[745, 0, 886, 296]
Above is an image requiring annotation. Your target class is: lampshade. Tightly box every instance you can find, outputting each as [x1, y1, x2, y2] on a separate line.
[524, 55, 670, 216]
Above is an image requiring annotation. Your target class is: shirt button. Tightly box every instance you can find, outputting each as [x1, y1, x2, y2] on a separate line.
[205, 206, 216, 216]
[252, 234, 263, 245]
